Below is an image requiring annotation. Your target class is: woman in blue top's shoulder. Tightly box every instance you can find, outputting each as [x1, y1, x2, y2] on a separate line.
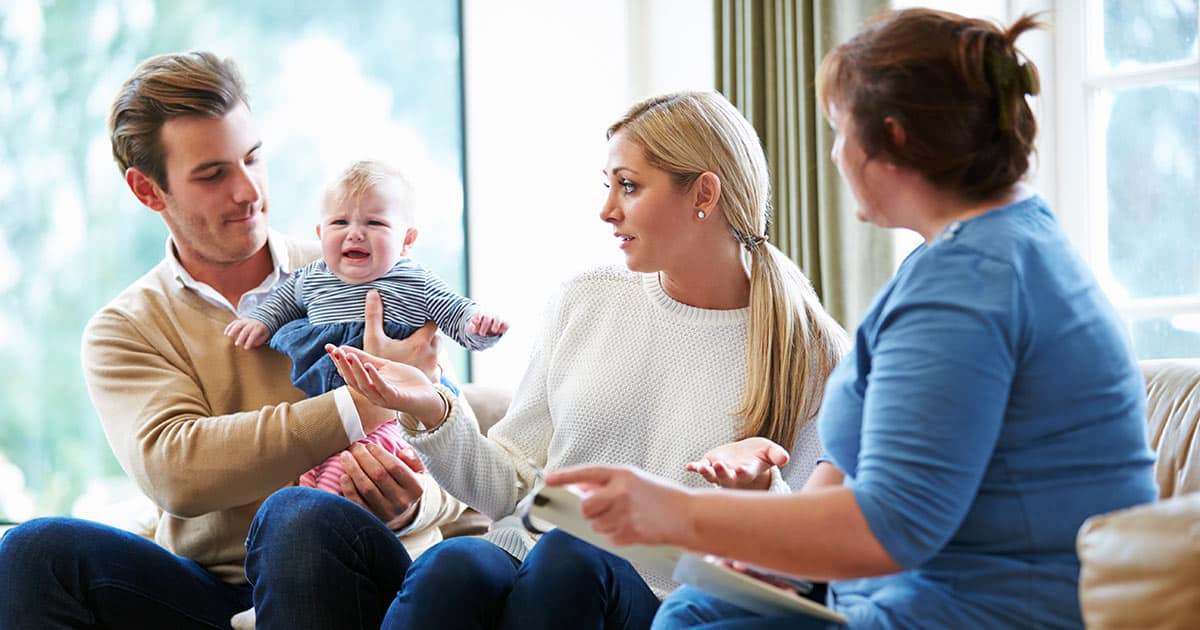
[537, 7, 1158, 630]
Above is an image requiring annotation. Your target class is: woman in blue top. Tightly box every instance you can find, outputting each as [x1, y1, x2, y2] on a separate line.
[543, 9, 1158, 629]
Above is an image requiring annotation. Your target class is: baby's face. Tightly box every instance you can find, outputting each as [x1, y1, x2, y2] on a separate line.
[318, 182, 414, 284]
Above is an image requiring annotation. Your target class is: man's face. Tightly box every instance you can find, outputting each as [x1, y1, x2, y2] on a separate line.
[154, 102, 270, 268]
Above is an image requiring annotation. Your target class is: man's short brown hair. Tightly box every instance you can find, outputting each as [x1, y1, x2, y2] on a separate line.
[108, 51, 248, 192]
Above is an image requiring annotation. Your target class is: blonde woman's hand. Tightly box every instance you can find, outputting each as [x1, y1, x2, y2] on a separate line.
[544, 464, 696, 548]
[325, 344, 447, 430]
[685, 437, 789, 491]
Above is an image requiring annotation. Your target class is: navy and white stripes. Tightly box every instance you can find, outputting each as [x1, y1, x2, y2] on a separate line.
[249, 258, 499, 352]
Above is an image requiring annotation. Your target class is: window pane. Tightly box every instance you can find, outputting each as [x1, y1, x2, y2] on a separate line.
[1103, 0, 1199, 68]
[0, 1, 463, 521]
[1130, 316, 1200, 359]
[1104, 83, 1200, 301]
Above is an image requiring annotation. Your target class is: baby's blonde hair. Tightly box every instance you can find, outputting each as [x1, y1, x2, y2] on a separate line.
[324, 160, 416, 224]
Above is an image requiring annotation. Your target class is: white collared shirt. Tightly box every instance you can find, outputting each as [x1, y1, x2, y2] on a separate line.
[166, 232, 365, 442]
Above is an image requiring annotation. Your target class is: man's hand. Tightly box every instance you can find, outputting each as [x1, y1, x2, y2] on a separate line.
[224, 318, 270, 349]
[361, 289, 440, 382]
[338, 441, 426, 528]
[685, 437, 789, 491]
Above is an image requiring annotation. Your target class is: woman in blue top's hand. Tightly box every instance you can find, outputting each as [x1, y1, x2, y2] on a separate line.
[549, 8, 1158, 629]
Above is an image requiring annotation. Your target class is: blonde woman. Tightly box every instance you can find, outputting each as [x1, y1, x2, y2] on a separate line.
[325, 91, 848, 630]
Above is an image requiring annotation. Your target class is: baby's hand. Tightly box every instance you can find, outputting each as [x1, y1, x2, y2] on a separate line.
[224, 318, 270, 349]
[468, 311, 509, 337]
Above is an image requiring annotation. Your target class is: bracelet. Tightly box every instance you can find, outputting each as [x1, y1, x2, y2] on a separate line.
[394, 387, 453, 435]
[434, 387, 452, 425]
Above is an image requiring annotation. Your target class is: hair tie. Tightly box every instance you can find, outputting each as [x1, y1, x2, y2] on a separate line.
[1018, 61, 1040, 96]
[734, 230, 767, 251]
[986, 47, 1017, 130]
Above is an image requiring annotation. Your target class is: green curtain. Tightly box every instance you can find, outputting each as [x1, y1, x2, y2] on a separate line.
[715, 0, 893, 330]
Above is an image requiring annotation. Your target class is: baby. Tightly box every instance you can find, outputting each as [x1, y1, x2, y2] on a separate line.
[226, 159, 506, 490]
[224, 160, 505, 630]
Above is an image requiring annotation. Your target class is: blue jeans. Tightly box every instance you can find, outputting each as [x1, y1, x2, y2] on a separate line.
[383, 529, 662, 630]
[245, 486, 413, 630]
[652, 586, 841, 630]
[0, 517, 251, 629]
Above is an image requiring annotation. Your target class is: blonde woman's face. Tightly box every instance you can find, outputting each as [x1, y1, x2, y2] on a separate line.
[599, 133, 697, 274]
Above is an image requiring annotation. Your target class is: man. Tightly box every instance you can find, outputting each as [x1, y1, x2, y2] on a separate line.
[0, 51, 464, 629]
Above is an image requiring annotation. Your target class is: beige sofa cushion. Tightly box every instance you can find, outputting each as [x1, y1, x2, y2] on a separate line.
[459, 383, 512, 436]
[1077, 493, 1200, 629]
[1076, 359, 1200, 628]
[1142, 359, 1200, 498]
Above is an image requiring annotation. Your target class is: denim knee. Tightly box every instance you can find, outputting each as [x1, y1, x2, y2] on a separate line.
[651, 586, 739, 630]
[383, 537, 519, 629]
[405, 537, 517, 594]
[520, 528, 607, 582]
[0, 517, 82, 568]
[247, 486, 350, 545]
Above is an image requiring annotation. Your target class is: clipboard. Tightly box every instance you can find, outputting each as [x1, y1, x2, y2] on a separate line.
[521, 483, 848, 623]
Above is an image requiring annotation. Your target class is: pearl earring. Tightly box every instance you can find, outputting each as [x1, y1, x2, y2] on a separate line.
[697, 211, 706, 219]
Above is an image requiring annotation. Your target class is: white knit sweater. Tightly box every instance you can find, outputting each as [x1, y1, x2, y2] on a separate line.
[408, 267, 823, 597]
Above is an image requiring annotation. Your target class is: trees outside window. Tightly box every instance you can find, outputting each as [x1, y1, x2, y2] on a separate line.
[0, 0, 465, 523]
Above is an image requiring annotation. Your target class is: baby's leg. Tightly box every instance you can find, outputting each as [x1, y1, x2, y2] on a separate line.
[298, 453, 346, 494]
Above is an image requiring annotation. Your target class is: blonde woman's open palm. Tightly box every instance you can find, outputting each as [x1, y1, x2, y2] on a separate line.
[325, 344, 445, 425]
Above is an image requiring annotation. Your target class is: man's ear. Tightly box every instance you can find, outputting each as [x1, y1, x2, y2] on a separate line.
[693, 171, 722, 216]
[125, 168, 168, 211]
[400, 227, 419, 255]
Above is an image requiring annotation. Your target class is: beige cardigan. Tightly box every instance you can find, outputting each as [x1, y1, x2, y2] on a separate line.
[81, 235, 462, 583]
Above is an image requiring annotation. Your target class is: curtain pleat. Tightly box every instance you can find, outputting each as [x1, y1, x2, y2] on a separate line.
[715, 0, 893, 329]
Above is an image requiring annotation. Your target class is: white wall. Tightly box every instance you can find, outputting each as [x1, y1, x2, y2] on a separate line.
[463, 0, 714, 388]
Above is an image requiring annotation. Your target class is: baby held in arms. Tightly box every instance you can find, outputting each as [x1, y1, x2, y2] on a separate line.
[226, 159, 507, 492]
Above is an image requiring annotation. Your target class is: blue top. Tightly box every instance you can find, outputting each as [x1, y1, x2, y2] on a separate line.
[817, 195, 1157, 628]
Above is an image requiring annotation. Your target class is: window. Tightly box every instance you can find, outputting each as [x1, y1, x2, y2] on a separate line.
[0, 0, 465, 524]
[463, 1, 714, 389]
[891, 1, 1199, 361]
[1056, 0, 1199, 358]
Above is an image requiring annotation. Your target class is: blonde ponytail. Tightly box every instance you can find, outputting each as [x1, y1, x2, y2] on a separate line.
[740, 242, 848, 444]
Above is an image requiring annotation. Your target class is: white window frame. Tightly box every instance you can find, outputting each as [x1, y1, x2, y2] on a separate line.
[1054, 0, 1200, 335]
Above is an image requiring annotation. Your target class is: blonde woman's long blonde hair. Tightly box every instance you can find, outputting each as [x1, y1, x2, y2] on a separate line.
[608, 91, 849, 446]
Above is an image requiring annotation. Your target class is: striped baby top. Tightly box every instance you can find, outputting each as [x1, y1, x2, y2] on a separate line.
[248, 257, 498, 352]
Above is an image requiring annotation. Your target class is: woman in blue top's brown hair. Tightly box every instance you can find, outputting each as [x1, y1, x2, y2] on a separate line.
[542, 9, 1157, 629]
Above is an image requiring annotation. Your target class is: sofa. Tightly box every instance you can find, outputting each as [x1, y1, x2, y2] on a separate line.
[1076, 359, 1200, 628]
